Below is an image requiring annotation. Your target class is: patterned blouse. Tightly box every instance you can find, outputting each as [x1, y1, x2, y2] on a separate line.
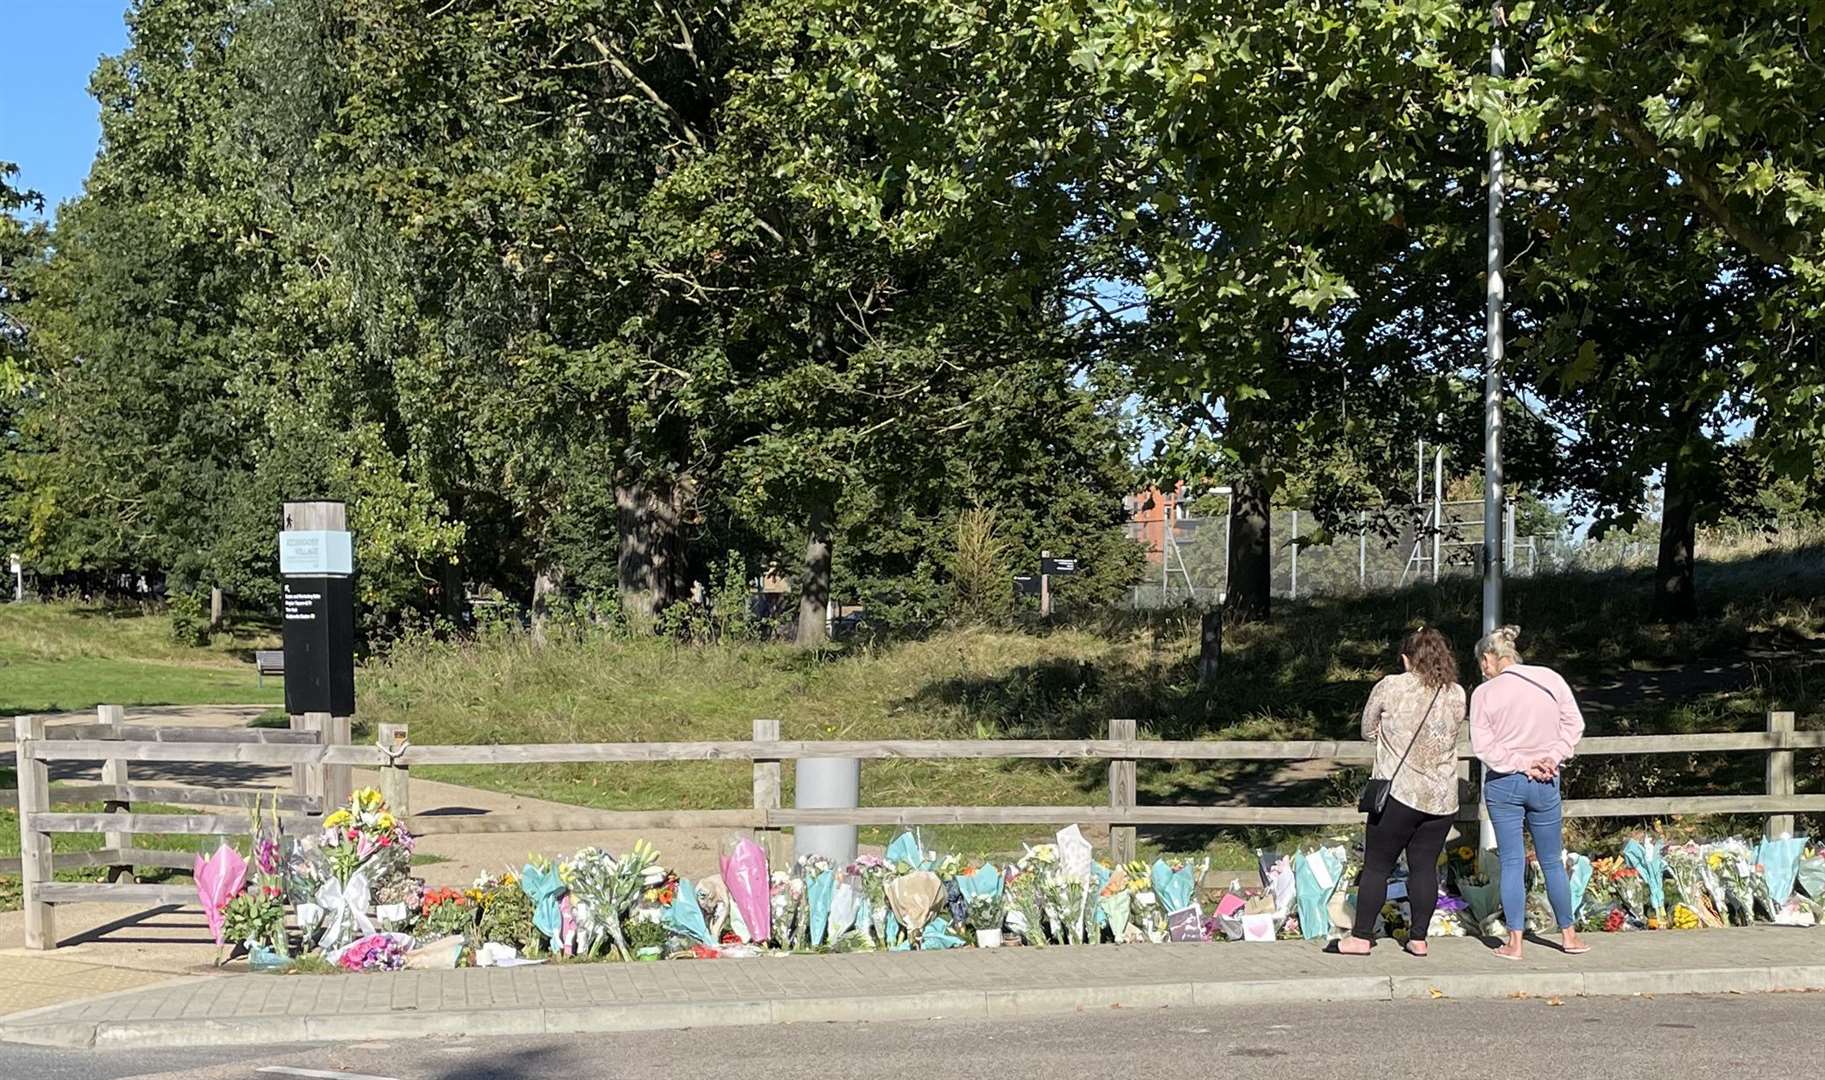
[1361, 672, 1467, 817]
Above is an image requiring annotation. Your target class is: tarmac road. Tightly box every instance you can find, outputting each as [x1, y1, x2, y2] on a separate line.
[1, 991, 1814, 1080]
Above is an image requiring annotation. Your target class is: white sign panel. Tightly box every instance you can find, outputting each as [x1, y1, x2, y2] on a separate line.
[279, 530, 353, 576]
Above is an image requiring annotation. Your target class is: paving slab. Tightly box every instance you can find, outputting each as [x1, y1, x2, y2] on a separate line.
[3, 927, 1822, 1049]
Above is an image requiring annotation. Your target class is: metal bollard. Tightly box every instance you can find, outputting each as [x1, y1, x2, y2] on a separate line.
[793, 757, 860, 865]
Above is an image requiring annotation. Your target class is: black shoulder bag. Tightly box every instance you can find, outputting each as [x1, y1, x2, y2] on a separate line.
[1358, 686, 1444, 818]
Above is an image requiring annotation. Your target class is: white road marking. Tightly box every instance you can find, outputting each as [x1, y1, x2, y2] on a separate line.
[255, 1067, 401, 1080]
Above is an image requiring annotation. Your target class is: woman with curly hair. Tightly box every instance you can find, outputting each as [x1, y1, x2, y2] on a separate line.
[1337, 625, 1466, 956]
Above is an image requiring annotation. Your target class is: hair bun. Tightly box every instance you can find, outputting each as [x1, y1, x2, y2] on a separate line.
[1498, 624, 1521, 642]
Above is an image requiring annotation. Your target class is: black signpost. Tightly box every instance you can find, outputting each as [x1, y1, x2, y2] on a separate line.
[281, 574, 355, 716]
[280, 501, 356, 807]
[1037, 551, 1079, 617]
[1017, 554, 1078, 614]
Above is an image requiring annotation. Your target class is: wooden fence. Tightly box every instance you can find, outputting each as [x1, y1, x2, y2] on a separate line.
[10, 708, 1823, 950]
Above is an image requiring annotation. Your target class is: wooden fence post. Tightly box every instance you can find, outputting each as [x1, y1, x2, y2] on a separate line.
[98, 704, 134, 883]
[14, 715, 55, 949]
[1109, 718, 1137, 864]
[1767, 709, 1796, 839]
[377, 723, 410, 820]
[324, 713, 353, 810]
[290, 712, 316, 801]
[752, 718, 787, 866]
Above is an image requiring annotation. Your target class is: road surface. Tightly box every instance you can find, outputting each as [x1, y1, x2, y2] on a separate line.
[1, 991, 1814, 1079]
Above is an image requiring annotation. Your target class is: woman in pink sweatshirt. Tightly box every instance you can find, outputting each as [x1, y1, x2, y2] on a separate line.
[1470, 625, 1590, 959]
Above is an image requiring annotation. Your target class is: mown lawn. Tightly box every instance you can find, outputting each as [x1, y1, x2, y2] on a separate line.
[0, 603, 281, 715]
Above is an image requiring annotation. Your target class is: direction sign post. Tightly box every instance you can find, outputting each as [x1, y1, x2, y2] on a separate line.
[1039, 550, 1053, 618]
[281, 501, 356, 807]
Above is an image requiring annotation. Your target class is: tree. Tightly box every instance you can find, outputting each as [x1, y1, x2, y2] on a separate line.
[1041, 0, 1505, 620]
[0, 163, 48, 560]
[1503, 0, 1825, 619]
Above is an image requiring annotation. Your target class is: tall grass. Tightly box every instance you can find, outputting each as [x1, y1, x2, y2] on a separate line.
[359, 536, 1825, 854]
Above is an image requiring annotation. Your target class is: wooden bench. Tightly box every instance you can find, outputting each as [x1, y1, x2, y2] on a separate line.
[254, 649, 285, 686]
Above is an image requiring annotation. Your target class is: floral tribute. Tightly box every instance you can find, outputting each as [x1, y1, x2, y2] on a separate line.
[193, 802, 1825, 972]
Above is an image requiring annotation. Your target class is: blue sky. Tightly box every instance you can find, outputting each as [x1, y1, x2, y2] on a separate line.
[1, 3, 131, 217]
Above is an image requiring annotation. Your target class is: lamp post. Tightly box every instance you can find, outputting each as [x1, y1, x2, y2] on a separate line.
[1481, 2, 1511, 642]
[1478, 2, 1509, 853]
[1483, 3, 1507, 638]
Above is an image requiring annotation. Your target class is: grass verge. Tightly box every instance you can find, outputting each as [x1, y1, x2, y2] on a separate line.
[362, 537, 1825, 860]
[0, 603, 282, 715]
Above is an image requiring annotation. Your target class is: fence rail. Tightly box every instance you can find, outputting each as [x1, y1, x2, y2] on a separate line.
[9, 707, 1819, 951]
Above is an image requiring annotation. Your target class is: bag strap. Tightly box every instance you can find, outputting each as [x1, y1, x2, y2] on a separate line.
[1502, 668, 1558, 702]
[1383, 686, 1444, 784]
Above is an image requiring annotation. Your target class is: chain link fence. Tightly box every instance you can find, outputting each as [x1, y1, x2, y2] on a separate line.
[1128, 500, 1561, 608]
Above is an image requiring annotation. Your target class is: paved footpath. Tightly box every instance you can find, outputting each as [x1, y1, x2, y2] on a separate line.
[3, 927, 1822, 1049]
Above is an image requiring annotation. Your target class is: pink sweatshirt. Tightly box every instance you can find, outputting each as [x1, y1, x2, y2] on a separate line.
[1469, 664, 1585, 774]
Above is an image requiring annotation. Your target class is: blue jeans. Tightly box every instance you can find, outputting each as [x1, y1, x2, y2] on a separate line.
[1485, 772, 1575, 933]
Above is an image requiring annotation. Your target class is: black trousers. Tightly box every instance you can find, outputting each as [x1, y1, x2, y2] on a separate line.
[1351, 796, 1454, 942]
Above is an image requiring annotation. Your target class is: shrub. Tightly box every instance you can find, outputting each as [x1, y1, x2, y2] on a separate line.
[167, 590, 212, 647]
[949, 507, 1014, 627]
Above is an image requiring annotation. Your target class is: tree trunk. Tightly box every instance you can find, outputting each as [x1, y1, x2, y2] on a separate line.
[438, 557, 466, 630]
[616, 480, 685, 619]
[795, 498, 834, 648]
[1653, 443, 1700, 623]
[1197, 606, 1223, 685]
[1225, 468, 1273, 623]
[530, 564, 563, 646]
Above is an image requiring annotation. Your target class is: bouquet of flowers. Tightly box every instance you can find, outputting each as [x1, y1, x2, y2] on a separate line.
[222, 888, 286, 956]
[376, 875, 425, 934]
[886, 870, 945, 947]
[791, 856, 834, 948]
[1004, 866, 1048, 947]
[288, 787, 415, 953]
[563, 842, 661, 961]
[320, 787, 415, 889]
[336, 932, 409, 972]
[1664, 845, 1725, 928]
[1622, 838, 1668, 927]
[852, 855, 893, 947]
[1703, 840, 1759, 925]
[1784, 845, 1825, 922]
[1015, 843, 1064, 942]
[1564, 851, 1594, 926]
[769, 870, 803, 950]
[1585, 857, 1638, 931]
[1524, 857, 1557, 934]
[1292, 846, 1345, 941]
[825, 865, 862, 944]
[475, 870, 538, 954]
[1576, 864, 1616, 932]
[1258, 851, 1297, 927]
[419, 886, 478, 939]
[1445, 843, 1479, 890]
[1609, 864, 1651, 924]
[1795, 845, 1825, 905]
[1427, 893, 1470, 937]
[1099, 867, 1137, 943]
[959, 864, 1007, 936]
[224, 798, 291, 958]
